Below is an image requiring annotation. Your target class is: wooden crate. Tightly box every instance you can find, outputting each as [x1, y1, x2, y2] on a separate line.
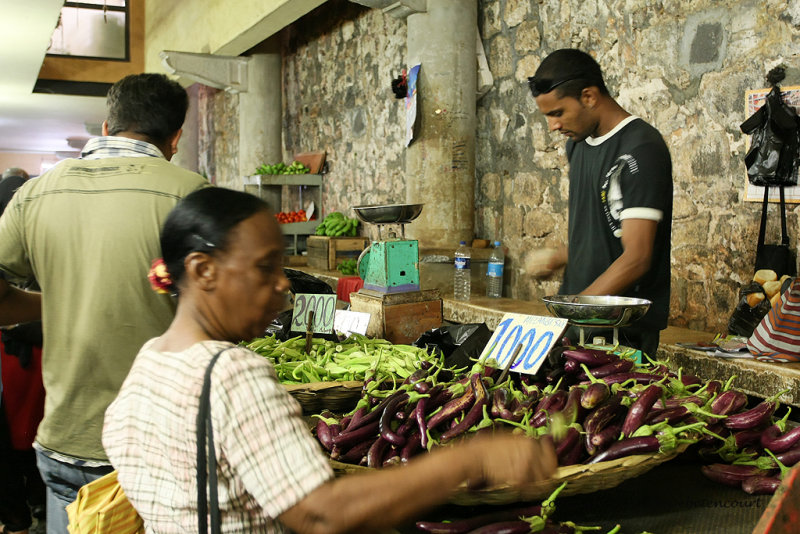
[349, 289, 442, 344]
[307, 236, 368, 271]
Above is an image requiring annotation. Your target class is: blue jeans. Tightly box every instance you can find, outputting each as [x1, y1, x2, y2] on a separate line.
[35, 450, 113, 534]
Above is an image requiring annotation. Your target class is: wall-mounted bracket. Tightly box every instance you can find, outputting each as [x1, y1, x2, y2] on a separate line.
[159, 50, 250, 93]
[349, 0, 426, 19]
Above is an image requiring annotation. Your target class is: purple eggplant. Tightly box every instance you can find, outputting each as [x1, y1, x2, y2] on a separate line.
[563, 358, 581, 374]
[589, 372, 662, 386]
[532, 390, 569, 428]
[558, 436, 584, 466]
[742, 475, 781, 495]
[563, 348, 619, 367]
[761, 424, 800, 453]
[555, 386, 584, 426]
[654, 394, 706, 410]
[580, 382, 610, 410]
[379, 392, 409, 447]
[701, 463, 772, 487]
[621, 384, 663, 438]
[587, 421, 624, 456]
[426, 378, 477, 431]
[705, 380, 722, 398]
[348, 390, 405, 433]
[724, 401, 776, 430]
[336, 439, 373, 465]
[400, 432, 422, 462]
[588, 436, 660, 464]
[711, 390, 748, 416]
[466, 521, 531, 534]
[315, 413, 336, 451]
[680, 374, 702, 387]
[415, 397, 429, 449]
[776, 444, 800, 466]
[555, 426, 580, 458]
[645, 406, 692, 426]
[577, 359, 634, 380]
[583, 394, 623, 434]
[367, 436, 390, 468]
[491, 388, 513, 419]
[331, 420, 379, 449]
[415, 505, 543, 533]
[440, 374, 489, 443]
[732, 428, 763, 449]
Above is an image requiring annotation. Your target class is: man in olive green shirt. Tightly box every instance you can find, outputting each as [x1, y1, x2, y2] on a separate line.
[0, 73, 207, 533]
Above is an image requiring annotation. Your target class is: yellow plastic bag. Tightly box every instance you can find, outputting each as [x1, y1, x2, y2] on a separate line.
[66, 470, 145, 534]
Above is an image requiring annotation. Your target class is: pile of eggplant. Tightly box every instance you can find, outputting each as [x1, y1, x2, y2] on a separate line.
[414, 483, 622, 533]
[313, 341, 797, 495]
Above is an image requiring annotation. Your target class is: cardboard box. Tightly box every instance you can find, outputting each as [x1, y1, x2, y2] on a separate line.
[307, 236, 368, 271]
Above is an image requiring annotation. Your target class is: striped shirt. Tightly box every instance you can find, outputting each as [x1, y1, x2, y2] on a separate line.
[103, 340, 334, 533]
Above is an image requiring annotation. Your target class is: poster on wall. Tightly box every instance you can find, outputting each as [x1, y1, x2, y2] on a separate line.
[743, 85, 800, 203]
[406, 64, 421, 147]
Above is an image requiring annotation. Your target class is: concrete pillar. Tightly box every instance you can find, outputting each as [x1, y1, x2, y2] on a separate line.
[173, 83, 200, 172]
[405, 0, 476, 248]
[239, 36, 283, 187]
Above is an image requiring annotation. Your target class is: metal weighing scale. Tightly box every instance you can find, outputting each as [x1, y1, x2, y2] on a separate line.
[348, 203, 442, 344]
[353, 203, 424, 293]
[541, 295, 652, 348]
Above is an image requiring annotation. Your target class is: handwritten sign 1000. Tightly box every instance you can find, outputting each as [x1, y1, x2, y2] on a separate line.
[291, 293, 336, 333]
[480, 313, 568, 376]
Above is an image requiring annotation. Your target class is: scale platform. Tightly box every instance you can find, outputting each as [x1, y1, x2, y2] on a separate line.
[541, 295, 651, 348]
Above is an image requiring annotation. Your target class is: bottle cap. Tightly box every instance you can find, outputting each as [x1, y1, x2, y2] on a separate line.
[459, 240, 466, 245]
[494, 241, 501, 246]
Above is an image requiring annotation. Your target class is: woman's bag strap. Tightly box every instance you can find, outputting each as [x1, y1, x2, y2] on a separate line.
[197, 348, 228, 534]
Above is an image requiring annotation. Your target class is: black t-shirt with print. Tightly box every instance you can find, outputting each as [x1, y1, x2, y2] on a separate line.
[562, 117, 673, 331]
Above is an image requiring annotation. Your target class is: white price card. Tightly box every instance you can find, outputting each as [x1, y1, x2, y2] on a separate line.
[334, 310, 371, 336]
[479, 313, 569, 376]
[291, 294, 336, 333]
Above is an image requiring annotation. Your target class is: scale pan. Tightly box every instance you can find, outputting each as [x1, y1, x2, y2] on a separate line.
[541, 295, 651, 328]
[351, 203, 424, 224]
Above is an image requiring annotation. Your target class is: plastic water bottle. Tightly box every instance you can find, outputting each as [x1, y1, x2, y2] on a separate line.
[486, 241, 504, 298]
[453, 241, 471, 301]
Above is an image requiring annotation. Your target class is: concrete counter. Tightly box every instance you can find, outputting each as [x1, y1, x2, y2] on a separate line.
[292, 264, 800, 407]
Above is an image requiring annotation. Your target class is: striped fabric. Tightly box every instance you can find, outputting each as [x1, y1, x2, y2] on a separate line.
[747, 278, 800, 362]
[103, 340, 334, 533]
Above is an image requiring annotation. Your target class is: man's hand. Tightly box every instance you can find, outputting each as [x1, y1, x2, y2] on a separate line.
[525, 246, 568, 279]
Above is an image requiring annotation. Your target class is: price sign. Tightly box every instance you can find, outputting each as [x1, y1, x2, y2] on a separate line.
[334, 310, 371, 336]
[479, 313, 568, 376]
[291, 294, 336, 333]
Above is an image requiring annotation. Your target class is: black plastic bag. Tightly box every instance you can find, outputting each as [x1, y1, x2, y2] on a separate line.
[740, 68, 800, 187]
[284, 268, 335, 295]
[412, 323, 492, 368]
[728, 281, 772, 337]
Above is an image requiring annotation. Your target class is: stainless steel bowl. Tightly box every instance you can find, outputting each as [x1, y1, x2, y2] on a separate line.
[541, 295, 652, 328]
[351, 203, 424, 225]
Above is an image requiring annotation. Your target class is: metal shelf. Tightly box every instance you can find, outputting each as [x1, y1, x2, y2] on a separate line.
[243, 174, 324, 255]
[243, 174, 323, 186]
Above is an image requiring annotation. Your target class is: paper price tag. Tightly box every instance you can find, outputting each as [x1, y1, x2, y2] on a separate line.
[479, 313, 568, 376]
[334, 310, 371, 336]
[291, 294, 336, 333]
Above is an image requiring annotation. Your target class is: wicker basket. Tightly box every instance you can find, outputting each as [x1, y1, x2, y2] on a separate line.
[283, 381, 363, 415]
[328, 442, 690, 505]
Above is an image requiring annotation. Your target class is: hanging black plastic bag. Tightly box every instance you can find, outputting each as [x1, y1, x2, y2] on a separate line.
[412, 323, 492, 368]
[740, 67, 800, 187]
[727, 281, 772, 337]
[284, 268, 335, 295]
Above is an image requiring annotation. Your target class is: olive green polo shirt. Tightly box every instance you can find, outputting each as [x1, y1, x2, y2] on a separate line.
[0, 142, 207, 461]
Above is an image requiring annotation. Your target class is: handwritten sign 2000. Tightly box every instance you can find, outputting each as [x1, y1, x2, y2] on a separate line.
[481, 313, 568, 376]
[291, 293, 336, 333]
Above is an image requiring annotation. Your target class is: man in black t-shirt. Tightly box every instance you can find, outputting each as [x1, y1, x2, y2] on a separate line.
[525, 49, 673, 357]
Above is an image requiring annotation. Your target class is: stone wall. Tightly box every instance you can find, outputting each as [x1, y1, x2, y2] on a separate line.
[202, 0, 800, 333]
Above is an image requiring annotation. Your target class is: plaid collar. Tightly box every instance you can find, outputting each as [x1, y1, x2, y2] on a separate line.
[81, 136, 165, 160]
